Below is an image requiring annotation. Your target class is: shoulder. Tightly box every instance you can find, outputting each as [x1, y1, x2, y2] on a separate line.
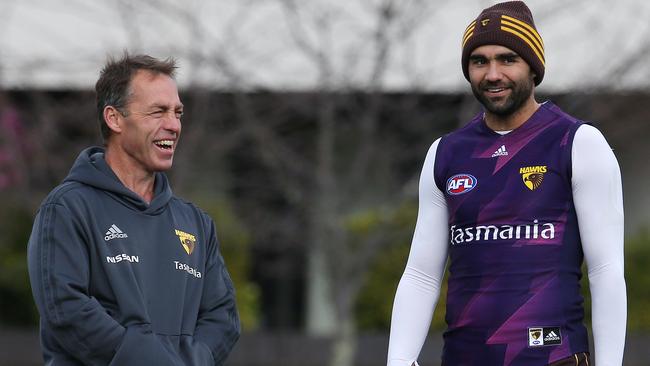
[425, 138, 443, 161]
[546, 103, 582, 124]
[574, 124, 608, 145]
[40, 181, 95, 208]
[169, 196, 215, 226]
[572, 124, 615, 162]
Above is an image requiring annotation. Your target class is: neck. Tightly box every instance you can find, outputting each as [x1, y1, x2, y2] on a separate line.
[105, 148, 156, 204]
[484, 96, 540, 131]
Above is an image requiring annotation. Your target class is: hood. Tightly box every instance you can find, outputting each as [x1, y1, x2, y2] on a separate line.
[63, 146, 173, 214]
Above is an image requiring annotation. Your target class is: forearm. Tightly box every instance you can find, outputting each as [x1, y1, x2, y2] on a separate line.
[589, 267, 626, 365]
[388, 267, 441, 366]
[195, 233, 241, 365]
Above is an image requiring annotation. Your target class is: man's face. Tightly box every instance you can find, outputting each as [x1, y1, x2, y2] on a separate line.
[114, 70, 183, 173]
[468, 45, 535, 117]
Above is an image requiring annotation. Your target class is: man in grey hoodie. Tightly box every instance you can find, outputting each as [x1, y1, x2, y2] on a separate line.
[27, 53, 240, 365]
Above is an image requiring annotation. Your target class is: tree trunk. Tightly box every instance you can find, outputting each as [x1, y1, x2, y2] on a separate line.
[329, 309, 357, 366]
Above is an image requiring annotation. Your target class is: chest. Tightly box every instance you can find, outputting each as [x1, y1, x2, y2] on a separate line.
[435, 125, 574, 227]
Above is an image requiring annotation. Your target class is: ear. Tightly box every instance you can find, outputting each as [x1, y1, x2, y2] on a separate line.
[103, 106, 123, 134]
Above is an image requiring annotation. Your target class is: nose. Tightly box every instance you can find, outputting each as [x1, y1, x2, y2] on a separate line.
[485, 61, 502, 82]
[162, 111, 181, 136]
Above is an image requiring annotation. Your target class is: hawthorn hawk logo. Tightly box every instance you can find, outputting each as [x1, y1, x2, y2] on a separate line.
[520, 165, 547, 191]
[175, 229, 196, 255]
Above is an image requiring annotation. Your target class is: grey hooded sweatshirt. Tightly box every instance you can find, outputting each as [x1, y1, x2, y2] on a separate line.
[28, 147, 240, 365]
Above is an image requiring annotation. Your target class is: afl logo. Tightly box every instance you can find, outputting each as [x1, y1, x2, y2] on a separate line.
[446, 174, 477, 195]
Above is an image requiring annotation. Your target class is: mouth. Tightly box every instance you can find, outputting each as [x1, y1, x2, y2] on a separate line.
[483, 86, 509, 96]
[486, 87, 505, 92]
[153, 139, 175, 151]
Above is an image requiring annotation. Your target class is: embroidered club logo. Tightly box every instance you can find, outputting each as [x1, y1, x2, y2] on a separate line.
[175, 229, 196, 255]
[528, 326, 562, 347]
[528, 327, 543, 346]
[519, 165, 547, 190]
[446, 174, 477, 195]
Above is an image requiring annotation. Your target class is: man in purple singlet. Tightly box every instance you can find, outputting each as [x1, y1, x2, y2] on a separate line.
[387, 2, 626, 366]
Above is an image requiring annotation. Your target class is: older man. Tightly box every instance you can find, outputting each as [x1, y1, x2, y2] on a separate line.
[28, 53, 240, 365]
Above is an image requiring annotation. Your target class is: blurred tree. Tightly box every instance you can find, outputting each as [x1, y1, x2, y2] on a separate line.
[353, 202, 448, 332]
[193, 194, 261, 331]
[625, 230, 650, 330]
[0, 200, 38, 325]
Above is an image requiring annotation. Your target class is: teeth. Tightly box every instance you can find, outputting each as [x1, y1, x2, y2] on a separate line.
[154, 140, 173, 148]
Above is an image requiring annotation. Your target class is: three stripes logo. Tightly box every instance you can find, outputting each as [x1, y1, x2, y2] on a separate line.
[491, 145, 508, 157]
[105, 224, 128, 241]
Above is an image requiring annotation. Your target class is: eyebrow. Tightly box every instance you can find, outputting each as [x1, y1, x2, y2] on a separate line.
[496, 52, 520, 60]
[469, 52, 520, 61]
[150, 103, 184, 110]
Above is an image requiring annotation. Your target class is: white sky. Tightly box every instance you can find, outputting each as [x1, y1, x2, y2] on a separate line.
[1, 0, 649, 92]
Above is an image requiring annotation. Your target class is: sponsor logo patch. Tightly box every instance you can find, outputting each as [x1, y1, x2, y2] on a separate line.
[446, 174, 477, 195]
[104, 224, 128, 241]
[491, 145, 508, 157]
[450, 219, 555, 245]
[528, 327, 562, 347]
[175, 229, 197, 255]
[106, 253, 139, 264]
[519, 165, 547, 191]
[174, 261, 202, 278]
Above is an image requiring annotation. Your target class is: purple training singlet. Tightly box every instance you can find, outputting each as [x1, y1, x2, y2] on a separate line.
[433, 102, 589, 365]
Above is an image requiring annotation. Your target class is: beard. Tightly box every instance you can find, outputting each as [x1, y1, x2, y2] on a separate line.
[471, 75, 534, 117]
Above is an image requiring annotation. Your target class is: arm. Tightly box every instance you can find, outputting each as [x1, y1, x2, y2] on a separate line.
[28, 202, 179, 366]
[572, 125, 626, 365]
[27, 203, 125, 364]
[387, 139, 449, 366]
[191, 220, 241, 365]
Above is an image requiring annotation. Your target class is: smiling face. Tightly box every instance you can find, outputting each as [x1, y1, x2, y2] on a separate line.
[105, 70, 183, 175]
[468, 44, 536, 118]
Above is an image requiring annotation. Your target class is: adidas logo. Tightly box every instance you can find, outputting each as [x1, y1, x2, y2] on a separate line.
[104, 224, 128, 241]
[491, 145, 508, 157]
[544, 331, 560, 342]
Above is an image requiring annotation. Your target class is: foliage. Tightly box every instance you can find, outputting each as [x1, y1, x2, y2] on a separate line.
[625, 229, 650, 330]
[193, 193, 261, 331]
[353, 201, 448, 331]
[0, 200, 39, 325]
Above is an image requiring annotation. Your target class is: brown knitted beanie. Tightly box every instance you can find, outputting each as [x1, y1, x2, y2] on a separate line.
[461, 1, 545, 85]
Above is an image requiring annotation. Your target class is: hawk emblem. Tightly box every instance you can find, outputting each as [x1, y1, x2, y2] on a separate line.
[175, 229, 197, 255]
[519, 165, 547, 191]
[531, 330, 542, 340]
[523, 172, 544, 190]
